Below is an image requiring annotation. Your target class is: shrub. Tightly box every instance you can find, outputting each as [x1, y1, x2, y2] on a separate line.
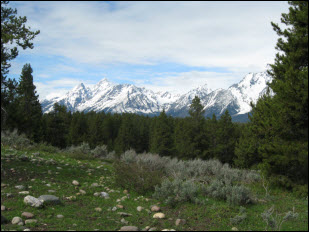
[206, 179, 252, 205]
[1, 129, 32, 149]
[153, 178, 204, 207]
[114, 161, 164, 195]
[91, 145, 108, 159]
[65, 142, 94, 160]
[120, 149, 138, 164]
[230, 206, 247, 225]
[261, 205, 298, 231]
[34, 142, 60, 153]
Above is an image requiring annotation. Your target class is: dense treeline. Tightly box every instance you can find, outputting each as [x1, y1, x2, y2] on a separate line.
[1, 1, 308, 192]
[39, 101, 243, 166]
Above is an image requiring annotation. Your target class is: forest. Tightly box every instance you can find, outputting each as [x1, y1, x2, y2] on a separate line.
[1, 1, 308, 196]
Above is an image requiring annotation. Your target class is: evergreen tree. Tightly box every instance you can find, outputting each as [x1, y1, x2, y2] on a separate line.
[1, 1, 40, 127]
[235, 1, 308, 185]
[215, 110, 236, 164]
[150, 110, 174, 156]
[188, 95, 205, 121]
[16, 64, 42, 142]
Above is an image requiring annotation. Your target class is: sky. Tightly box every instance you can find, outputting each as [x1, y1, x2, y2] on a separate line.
[7, 1, 290, 100]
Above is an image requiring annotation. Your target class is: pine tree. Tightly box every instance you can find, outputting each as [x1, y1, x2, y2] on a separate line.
[235, 1, 308, 185]
[188, 95, 205, 121]
[16, 64, 42, 142]
[150, 110, 174, 156]
[215, 110, 236, 164]
[1, 1, 40, 127]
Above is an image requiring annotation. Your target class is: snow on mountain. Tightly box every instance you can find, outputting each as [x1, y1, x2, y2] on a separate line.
[41, 72, 273, 121]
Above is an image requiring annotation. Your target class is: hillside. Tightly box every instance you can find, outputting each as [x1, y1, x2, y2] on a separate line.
[1, 137, 308, 231]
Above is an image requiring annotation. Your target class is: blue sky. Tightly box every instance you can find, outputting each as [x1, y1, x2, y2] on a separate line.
[7, 1, 290, 100]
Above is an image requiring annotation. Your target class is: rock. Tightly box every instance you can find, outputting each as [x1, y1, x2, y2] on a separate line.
[161, 230, 175, 231]
[232, 227, 239, 231]
[38, 195, 61, 205]
[123, 190, 128, 194]
[121, 218, 129, 224]
[57, 215, 64, 219]
[148, 228, 157, 231]
[12, 216, 23, 225]
[48, 190, 56, 193]
[25, 219, 38, 224]
[21, 212, 34, 219]
[117, 212, 132, 217]
[117, 205, 124, 209]
[142, 226, 150, 231]
[19, 191, 30, 195]
[24, 196, 43, 208]
[72, 180, 80, 186]
[94, 192, 100, 197]
[1, 205, 6, 211]
[1, 215, 8, 224]
[100, 192, 109, 199]
[151, 206, 161, 212]
[137, 206, 144, 212]
[79, 190, 86, 195]
[91, 183, 99, 187]
[153, 213, 165, 219]
[95, 208, 102, 212]
[15, 185, 25, 190]
[175, 219, 186, 226]
[112, 207, 118, 211]
[119, 226, 139, 231]
[23, 229, 31, 231]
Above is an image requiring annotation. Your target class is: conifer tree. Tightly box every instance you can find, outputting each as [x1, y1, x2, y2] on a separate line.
[1, 1, 40, 127]
[16, 64, 42, 142]
[150, 110, 174, 156]
[235, 1, 308, 185]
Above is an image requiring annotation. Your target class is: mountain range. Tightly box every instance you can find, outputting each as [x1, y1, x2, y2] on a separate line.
[41, 72, 273, 122]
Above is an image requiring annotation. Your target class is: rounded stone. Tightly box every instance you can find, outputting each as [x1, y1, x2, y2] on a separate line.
[21, 212, 34, 219]
[72, 180, 80, 186]
[153, 213, 165, 219]
[119, 226, 139, 231]
[12, 216, 23, 225]
[151, 205, 161, 212]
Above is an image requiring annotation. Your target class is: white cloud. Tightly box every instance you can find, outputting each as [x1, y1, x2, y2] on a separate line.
[14, 1, 289, 72]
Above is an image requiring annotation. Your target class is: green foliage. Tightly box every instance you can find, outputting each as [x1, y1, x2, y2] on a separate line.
[261, 205, 299, 231]
[230, 206, 247, 225]
[206, 179, 252, 206]
[1, 129, 31, 149]
[153, 178, 204, 207]
[114, 161, 163, 195]
[1, 1, 40, 129]
[235, 1, 308, 187]
[188, 95, 205, 121]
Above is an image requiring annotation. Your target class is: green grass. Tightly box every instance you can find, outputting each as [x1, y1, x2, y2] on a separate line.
[1, 145, 308, 231]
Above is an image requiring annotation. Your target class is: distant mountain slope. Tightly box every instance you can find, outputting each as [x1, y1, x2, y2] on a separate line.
[41, 72, 272, 122]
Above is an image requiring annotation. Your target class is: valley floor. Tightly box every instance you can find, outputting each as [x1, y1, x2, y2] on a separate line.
[1, 146, 308, 231]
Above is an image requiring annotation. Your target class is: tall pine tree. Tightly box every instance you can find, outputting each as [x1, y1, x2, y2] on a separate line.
[16, 64, 42, 142]
[235, 1, 308, 186]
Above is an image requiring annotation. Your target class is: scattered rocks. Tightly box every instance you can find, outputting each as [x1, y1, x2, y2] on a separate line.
[72, 180, 80, 186]
[117, 205, 124, 209]
[25, 219, 38, 225]
[175, 219, 186, 226]
[57, 215, 64, 219]
[119, 226, 139, 231]
[21, 212, 34, 219]
[19, 191, 30, 195]
[91, 183, 99, 187]
[153, 213, 165, 219]
[137, 206, 144, 212]
[151, 206, 161, 212]
[1, 205, 6, 211]
[15, 185, 25, 190]
[12, 216, 23, 225]
[79, 189, 86, 195]
[121, 218, 129, 224]
[24, 195, 43, 208]
[117, 212, 132, 217]
[38, 195, 61, 205]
